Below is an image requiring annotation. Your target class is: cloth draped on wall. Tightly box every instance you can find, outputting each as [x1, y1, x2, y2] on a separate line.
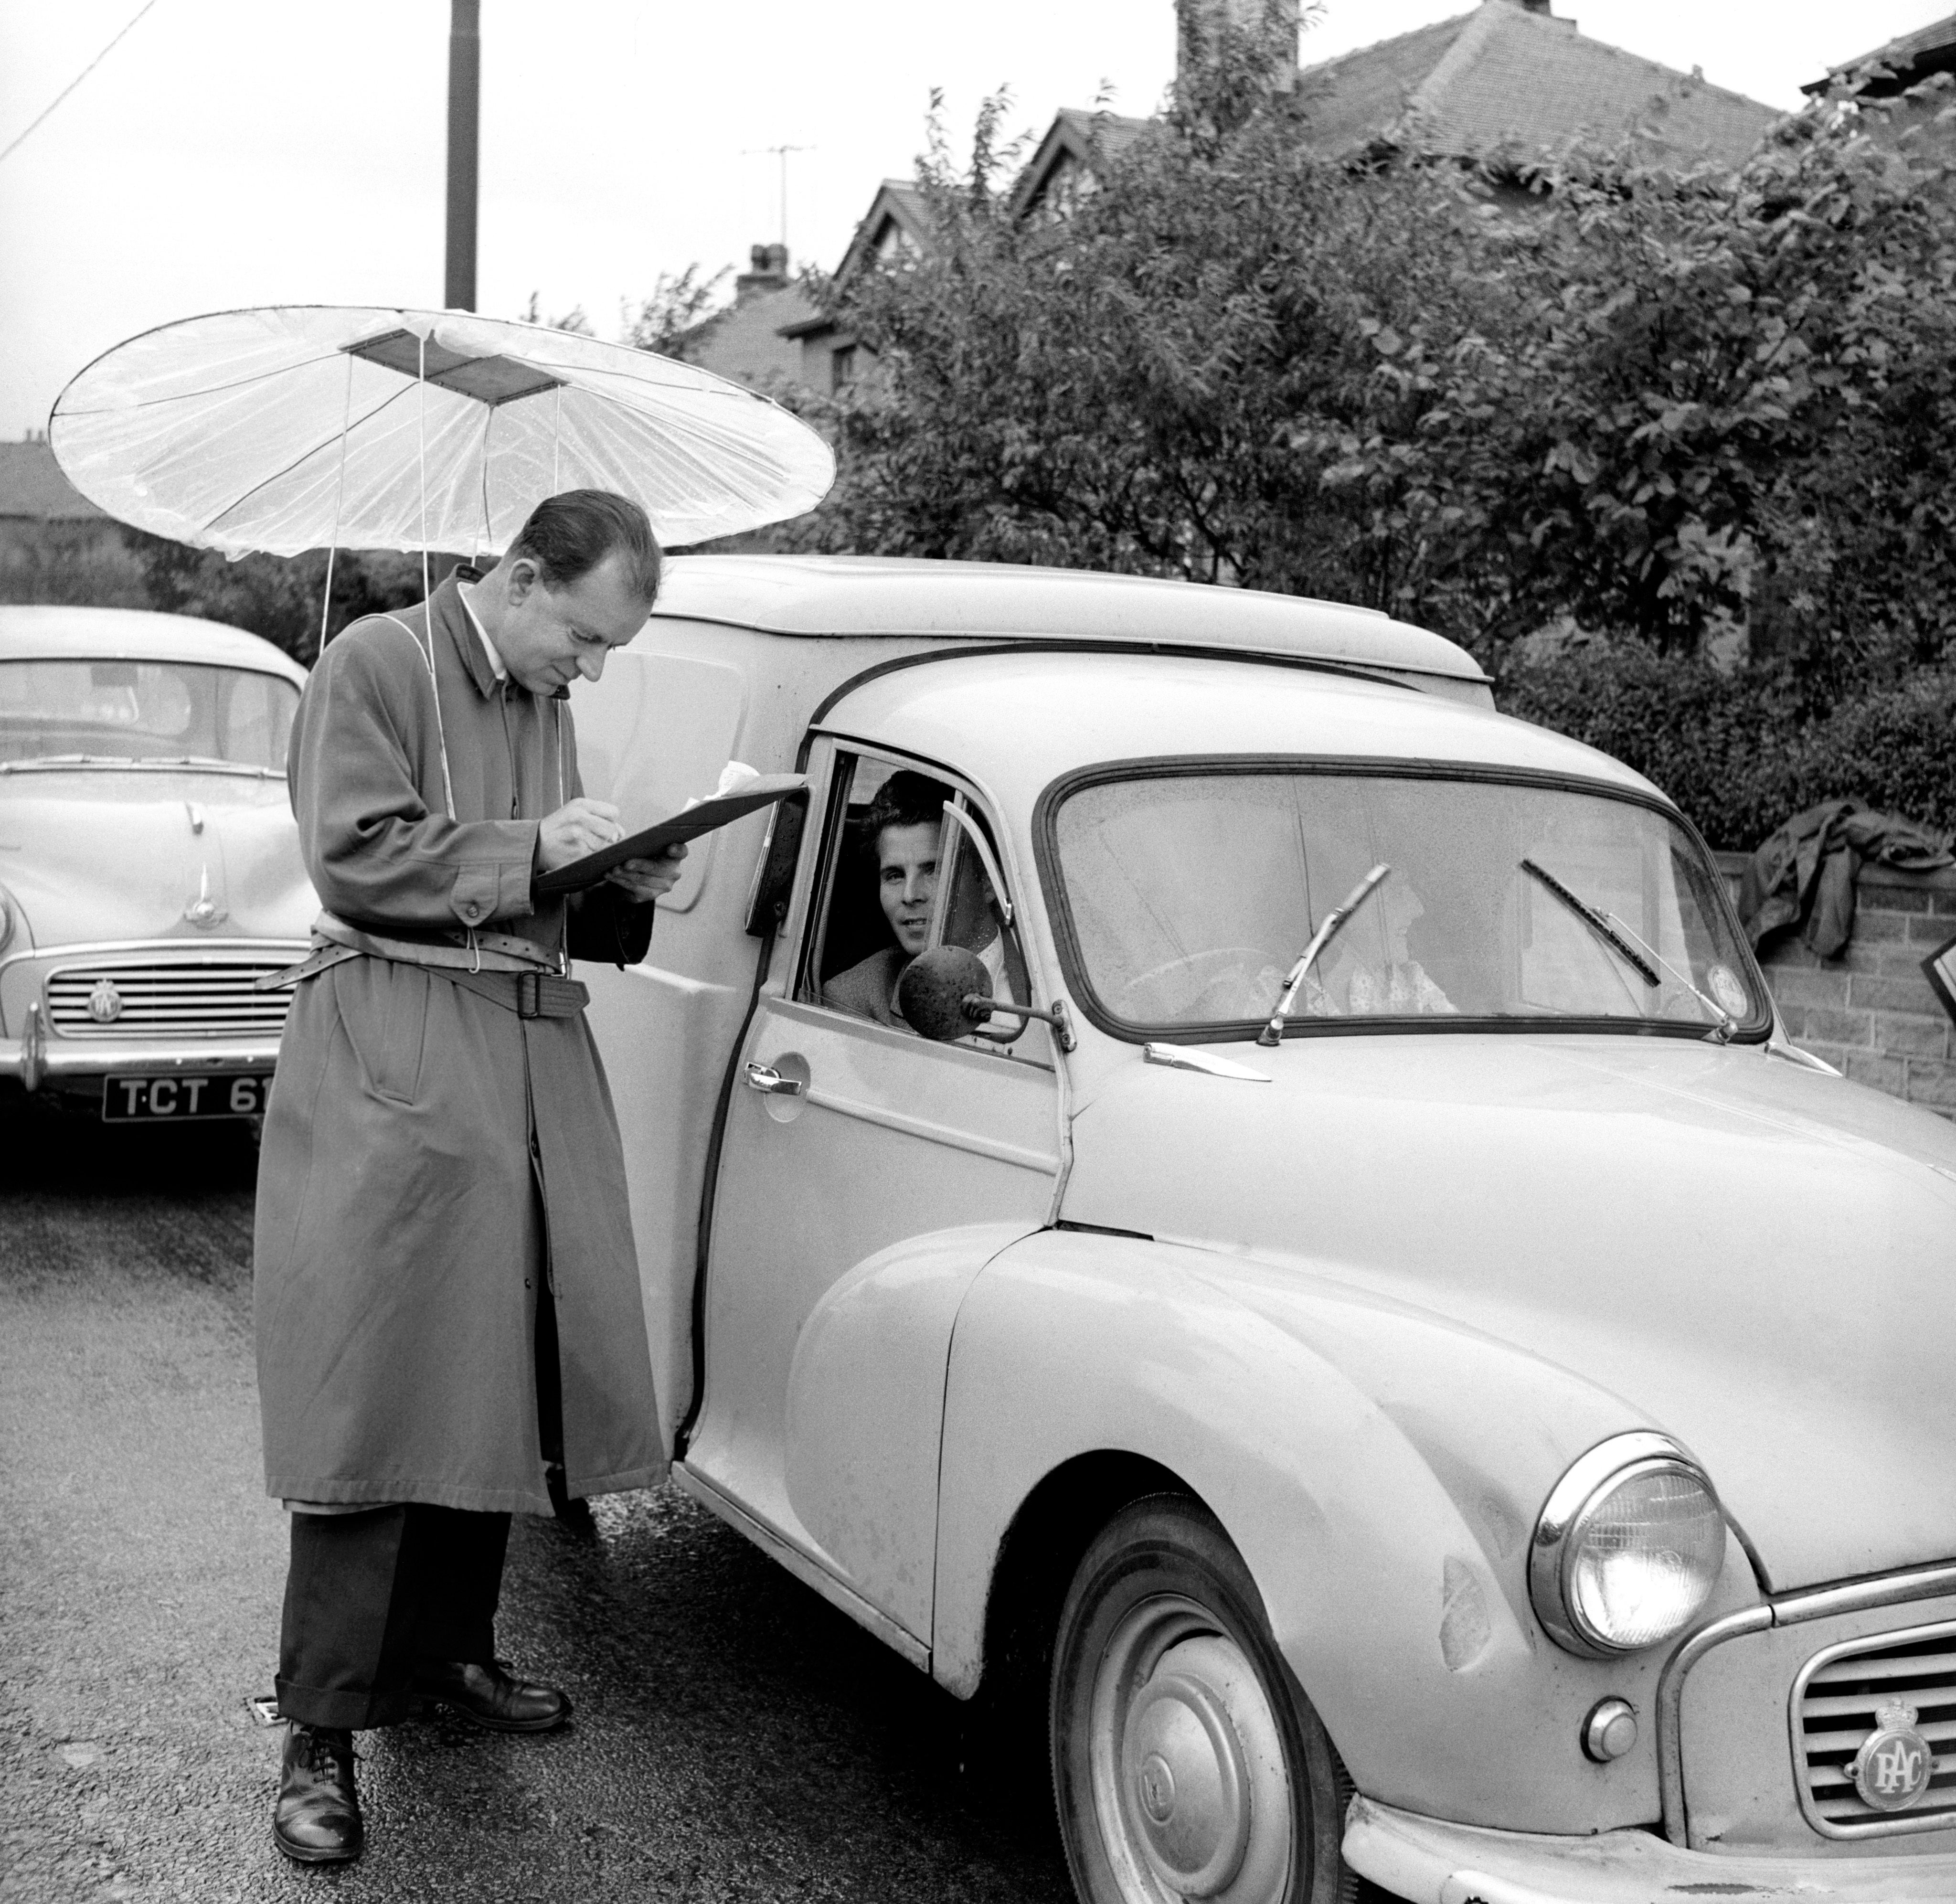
[253, 576, 662, 1515]
[1739, 799, 1953, 959]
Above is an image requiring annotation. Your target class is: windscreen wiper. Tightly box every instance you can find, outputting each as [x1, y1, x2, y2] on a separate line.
[1521, 858, 1737, 1040]
[1591, 906, 1738, 1042]
[1520, 859, 1658, 986]
[1256, 864, 1392, 1048]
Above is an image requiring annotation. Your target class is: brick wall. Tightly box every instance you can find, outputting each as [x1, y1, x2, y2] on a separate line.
[1717, 853, 1956, 1120]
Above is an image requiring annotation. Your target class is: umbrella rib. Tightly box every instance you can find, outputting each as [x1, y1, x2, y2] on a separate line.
[58, 351, 352, 416]
[199, 381, 423, 536]
[502, 353, 737, 393]
[479, 403, 493, 553]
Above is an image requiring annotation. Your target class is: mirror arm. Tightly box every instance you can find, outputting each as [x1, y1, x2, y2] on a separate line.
[964, 993, 1075, 1053]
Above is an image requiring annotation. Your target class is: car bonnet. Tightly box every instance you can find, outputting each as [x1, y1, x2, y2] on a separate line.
[1059, 1032, 1956, 1594]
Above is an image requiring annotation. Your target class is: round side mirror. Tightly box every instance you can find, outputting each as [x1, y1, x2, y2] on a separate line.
[896, 945, 992, 1042]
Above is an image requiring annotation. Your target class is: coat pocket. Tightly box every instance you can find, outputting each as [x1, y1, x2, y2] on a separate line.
[333, 959, 432, 1106]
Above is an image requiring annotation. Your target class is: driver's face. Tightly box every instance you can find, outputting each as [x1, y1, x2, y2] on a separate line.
[876, 821, 938, 955]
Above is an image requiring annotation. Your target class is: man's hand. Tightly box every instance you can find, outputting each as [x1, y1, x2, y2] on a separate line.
[538, 798, 624, 872]
[605, 843, 687, 904]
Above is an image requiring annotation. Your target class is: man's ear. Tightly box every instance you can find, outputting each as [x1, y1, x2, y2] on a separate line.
[503, 556, 542, 603]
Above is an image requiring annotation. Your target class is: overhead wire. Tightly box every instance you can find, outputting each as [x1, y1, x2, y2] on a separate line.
[0, 1, 159, 169]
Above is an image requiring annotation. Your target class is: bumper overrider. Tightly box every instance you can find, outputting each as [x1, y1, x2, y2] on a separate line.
[1346, 1559, 1956, 1904]
[1345, 1797, 1956, 1904]
[0, 940, 304, 1097]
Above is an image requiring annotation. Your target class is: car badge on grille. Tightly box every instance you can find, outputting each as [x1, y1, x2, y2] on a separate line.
[1850, 1700, 1935, 1813]
[184, 865, 228, 929]
[87, 979, 124, 1024]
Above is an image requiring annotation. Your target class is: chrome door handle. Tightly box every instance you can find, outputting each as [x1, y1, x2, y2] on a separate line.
[744, 1061, 805, 1098]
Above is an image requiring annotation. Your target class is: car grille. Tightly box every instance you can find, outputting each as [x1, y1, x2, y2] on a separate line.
[1795, 1621, 1956, 1837]
[47, 959, 294, 1040]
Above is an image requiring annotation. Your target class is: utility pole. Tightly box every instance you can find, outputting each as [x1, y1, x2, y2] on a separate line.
[445, 0, 480, 310]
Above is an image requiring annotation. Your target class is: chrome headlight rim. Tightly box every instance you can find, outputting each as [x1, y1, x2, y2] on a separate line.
[1530, 1430, 1725, 1660]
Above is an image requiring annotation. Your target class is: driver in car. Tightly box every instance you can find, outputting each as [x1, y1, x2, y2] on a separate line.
[823, 770, 1019, 1030]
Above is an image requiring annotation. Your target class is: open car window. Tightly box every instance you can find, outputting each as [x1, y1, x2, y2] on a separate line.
[797, 749, 1044, 1060]
[1042, 765, 1769, 1044]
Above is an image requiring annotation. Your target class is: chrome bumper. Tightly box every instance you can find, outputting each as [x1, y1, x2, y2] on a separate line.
[0, 1010, 285, 1093]
[1345, 1797, 1956, 1904]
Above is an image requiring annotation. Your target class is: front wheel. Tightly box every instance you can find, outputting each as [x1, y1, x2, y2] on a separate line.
[1051, 1496, 1356, 1904]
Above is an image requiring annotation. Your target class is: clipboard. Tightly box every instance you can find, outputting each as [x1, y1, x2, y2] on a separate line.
[534, 773, 808, 895]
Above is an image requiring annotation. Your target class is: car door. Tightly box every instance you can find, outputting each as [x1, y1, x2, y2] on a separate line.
[682, 738, 1062, 1649]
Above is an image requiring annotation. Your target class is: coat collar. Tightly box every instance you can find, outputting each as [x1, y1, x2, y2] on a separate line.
[429, 572, 512, 702]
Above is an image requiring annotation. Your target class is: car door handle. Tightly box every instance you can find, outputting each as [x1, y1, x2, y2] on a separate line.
[744, 1061, 805, 1098]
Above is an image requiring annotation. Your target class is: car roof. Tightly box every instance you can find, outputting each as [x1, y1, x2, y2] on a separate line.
[819, 649, 1658, 812]
[652, 554, 1488, 691]
[0, 605, 307, 683]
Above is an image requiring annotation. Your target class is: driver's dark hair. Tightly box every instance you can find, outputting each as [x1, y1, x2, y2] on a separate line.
[861, 769, 951, 857]
[504, 489, 662, 602]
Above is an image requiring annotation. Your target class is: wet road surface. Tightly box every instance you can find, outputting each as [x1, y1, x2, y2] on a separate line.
[0, 1094, 1074, 1904]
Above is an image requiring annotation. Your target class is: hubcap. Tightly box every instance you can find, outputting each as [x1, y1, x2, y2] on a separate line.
[1088, 1598, 1294, 1904]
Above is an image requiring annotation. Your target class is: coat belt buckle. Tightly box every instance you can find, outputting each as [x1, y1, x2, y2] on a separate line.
[516, 970, 543, 1019]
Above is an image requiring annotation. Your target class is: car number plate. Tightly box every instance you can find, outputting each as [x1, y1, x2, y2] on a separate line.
[102, 1073, 273, 1122]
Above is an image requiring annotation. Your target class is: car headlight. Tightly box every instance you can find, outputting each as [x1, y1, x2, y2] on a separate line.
[1530, 1432, 1727, 1658]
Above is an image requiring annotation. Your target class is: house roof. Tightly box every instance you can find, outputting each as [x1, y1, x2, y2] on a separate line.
[1296, 0, 1782, 166]
[1010, 107, 1155, 222]
[684, 282, 819, 389]
[0, 441, 113, 523]
[837, 179, 933, 283]
[1804, 11, 1956, 96]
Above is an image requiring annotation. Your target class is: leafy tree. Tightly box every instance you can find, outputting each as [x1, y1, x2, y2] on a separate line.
[787, 50, 1956, 687]
[137, 535, 427, 666]
[620, 265, 734, 362]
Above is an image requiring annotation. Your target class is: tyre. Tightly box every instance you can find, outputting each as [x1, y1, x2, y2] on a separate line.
[1051, 1494, 1357, 1904]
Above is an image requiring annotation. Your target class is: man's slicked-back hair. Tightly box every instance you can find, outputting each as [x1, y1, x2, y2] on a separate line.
[862, 770, 952, 858]
[505, 489, 663, 603]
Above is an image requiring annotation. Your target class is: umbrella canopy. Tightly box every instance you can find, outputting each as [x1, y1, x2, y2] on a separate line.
[49, 305, 835, 556]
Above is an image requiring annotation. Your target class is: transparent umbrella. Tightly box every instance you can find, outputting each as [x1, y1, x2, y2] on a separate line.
[48, 304, 834, 557]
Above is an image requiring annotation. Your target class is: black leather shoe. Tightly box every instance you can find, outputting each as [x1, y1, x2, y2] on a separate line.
[273, 1723, 362, 1863]
[412, 1658, 572, 1733]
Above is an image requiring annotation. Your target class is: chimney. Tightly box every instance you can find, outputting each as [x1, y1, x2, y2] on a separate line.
[734, 243, 790, 306]
[1176, 0, 1300, 93]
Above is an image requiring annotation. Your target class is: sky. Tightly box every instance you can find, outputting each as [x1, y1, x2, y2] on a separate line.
[1, 0, 1949, 439]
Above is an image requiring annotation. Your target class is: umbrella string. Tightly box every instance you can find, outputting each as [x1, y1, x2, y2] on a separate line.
[416, 331, 457, 821]
[317, 354, 354, 652]
[552, 385, 561, 494]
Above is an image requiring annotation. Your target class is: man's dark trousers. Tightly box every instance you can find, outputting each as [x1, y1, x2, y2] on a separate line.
[276, 1506, 511, 1729]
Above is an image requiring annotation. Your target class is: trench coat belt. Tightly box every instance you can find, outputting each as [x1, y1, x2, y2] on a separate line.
[256, 919, 590, 1020]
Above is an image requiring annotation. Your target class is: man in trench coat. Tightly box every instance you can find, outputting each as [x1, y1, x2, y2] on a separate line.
[254, 489, 682, 1863]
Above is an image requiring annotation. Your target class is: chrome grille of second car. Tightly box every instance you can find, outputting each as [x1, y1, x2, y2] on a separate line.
[47, 960, 294, 1039]
[1794, 1621, 1956, 1837]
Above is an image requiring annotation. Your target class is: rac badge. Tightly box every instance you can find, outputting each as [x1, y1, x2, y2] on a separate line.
[1850, 1700, 1935, 1813]
[87, 979, 124, 1025]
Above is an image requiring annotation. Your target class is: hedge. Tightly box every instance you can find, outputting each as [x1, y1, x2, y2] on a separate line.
[1500, 648, 1956, 854]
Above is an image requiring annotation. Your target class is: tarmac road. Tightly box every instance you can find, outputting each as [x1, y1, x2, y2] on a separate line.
[0, 1093, 1075, 1904]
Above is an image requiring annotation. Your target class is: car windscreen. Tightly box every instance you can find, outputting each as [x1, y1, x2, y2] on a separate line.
[1044, 766, 1768, 1042]
[0, 659, 298, 772]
